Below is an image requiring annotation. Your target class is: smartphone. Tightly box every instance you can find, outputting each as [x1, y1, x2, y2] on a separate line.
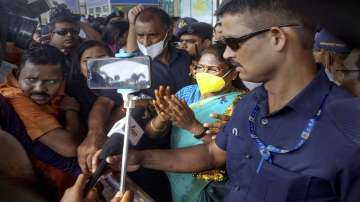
[86, 56, 151, 90]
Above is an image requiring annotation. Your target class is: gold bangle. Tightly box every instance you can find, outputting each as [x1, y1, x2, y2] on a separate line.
[150, 119, 167, 133]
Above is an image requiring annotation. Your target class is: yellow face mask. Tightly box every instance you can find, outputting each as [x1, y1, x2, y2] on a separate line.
[195, 71, 231, 95]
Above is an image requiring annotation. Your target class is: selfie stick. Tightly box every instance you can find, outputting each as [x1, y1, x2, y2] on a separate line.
[118, 89, 137, 194]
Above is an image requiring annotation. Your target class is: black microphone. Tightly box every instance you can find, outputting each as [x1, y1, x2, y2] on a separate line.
[84, 132, 124, 194]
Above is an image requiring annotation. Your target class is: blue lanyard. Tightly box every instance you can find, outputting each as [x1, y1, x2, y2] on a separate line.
[248, 87, 331, 174]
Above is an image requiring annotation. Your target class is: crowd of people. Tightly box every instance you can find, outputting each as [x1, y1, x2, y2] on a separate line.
[0, 0, 359, 202]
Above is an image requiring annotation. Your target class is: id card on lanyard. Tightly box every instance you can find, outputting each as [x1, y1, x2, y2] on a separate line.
[248, 85, 333, 173]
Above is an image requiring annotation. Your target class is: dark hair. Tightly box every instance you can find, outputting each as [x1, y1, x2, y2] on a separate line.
[48, 18, 78, 33]
[135, 7, 171, 29]
[200, 43, 228, 64]
[105, 10, 125, 25]
[200, 43, 246, 90]
[102, 21, 129, 45]
[19, 44, 66, 74]
[69, 40, 113, 80]
[48, 4, 79, 32]
[89, 17, 106, 34]
[215, 0, 316, 49]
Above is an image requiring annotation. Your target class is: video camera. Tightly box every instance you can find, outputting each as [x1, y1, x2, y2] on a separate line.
[0, 0, 49, 49]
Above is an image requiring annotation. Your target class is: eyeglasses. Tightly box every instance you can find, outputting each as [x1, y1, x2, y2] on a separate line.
[194, 64, 223, 74]
[53, 28, 80, 36]
[223, 24, 299, 51]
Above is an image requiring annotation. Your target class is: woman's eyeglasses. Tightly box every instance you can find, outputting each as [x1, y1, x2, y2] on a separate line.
[223, 24, 299, 51]
[194, 64, 223, 74]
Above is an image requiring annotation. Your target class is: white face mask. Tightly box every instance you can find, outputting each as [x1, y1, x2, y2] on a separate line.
[137, 33, 168, 59]
[242, 81, 262, 91]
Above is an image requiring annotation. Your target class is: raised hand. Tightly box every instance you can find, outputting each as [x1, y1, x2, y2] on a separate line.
[128, 5, 145, 25]
[165, 95, 204, 136]
[153, 85, 172, 122]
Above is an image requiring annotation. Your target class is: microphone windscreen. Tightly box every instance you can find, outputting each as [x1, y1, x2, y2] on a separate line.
[84, 133, 125, 194]
[99, 133, 124, 160]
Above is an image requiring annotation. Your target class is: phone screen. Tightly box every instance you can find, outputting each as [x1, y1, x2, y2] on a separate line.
[86, 56, 151, 90]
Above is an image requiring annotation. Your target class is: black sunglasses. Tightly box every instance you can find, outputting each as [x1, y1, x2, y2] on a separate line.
[53, 29, 80, 36]
[223, 24, 299, 51]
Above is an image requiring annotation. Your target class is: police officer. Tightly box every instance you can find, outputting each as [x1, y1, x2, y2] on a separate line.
[176, 22, 213, 61]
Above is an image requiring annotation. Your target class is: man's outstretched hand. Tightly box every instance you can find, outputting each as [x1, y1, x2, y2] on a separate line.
[91, 149, 143, 174]
[78, 132, 106, 174]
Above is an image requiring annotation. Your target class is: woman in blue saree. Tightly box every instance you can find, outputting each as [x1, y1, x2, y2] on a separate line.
[146, 43, 247, 202]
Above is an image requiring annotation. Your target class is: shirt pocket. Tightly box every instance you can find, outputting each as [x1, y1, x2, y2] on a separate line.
[226, 132, 249, 184]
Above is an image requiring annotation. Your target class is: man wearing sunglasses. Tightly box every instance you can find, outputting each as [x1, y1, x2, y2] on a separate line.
[97, 1, 360, 201]
[48, 16, 80, 56]
[214, 0, 358, 201]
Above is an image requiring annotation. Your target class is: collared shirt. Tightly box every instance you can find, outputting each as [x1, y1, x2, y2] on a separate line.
[215, 67, 360, 202]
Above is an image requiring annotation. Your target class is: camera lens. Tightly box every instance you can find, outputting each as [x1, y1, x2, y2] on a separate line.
[7, 13, 37, 49]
